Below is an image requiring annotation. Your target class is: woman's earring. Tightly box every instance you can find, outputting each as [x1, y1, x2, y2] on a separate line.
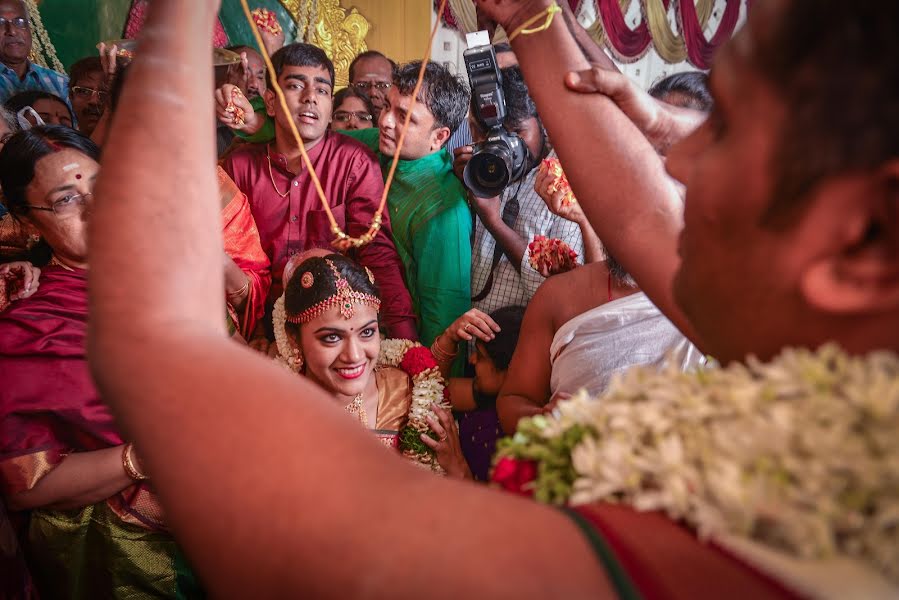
[292, 347, 304, 372]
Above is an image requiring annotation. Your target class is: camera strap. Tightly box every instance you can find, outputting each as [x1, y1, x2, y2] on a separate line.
[472, 184, 523, 302]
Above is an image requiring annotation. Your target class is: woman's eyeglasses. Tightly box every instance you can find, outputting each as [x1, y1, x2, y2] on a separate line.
[333, 111, 373, 124]
[25, 193, 93, 216]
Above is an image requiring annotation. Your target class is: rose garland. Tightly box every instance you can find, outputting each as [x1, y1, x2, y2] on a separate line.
[250, 7, 283, 36]
[378, 339, 451, 474]
[527, 235, 579, 275]
[538, 157, 576, 206]
[273, 298, 449, 473]
[493, 344, 899, 583]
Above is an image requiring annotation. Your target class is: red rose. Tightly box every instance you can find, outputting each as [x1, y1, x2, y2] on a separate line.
[491, 457, 538, 497]
[400, 346, 438, 376]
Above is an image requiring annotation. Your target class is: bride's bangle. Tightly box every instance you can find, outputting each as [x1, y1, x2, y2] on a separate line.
[122, 443, 149, 481]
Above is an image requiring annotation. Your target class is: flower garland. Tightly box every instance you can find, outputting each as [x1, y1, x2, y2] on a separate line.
[378, 339, 451, 474]
[493, 344, 899, 583]
[273, 299, 450, 473]
[25, 0, 64, 73]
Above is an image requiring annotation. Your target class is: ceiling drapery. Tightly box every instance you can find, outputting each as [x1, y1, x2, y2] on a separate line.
[436, 0, 741, 69]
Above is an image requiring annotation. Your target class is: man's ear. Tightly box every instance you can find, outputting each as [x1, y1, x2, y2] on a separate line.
[429, 126, 452, 152]
[800, 161, 899, 315]
[263, 88, 276, 118]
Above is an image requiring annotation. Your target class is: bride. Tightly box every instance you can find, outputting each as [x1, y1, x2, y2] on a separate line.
[271, 251, 470, 478]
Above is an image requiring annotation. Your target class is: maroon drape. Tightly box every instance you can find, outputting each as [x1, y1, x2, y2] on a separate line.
[444, 0, 743, 69]
[680, 0, 742, 69]
[597, 0, 652, 59]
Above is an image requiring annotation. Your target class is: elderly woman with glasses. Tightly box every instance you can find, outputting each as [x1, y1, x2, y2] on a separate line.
[330, 86, 374, 132]
[0, 125, 201, 598]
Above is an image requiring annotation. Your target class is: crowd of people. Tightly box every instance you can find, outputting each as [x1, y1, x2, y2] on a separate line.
[0, 0, 896, 597]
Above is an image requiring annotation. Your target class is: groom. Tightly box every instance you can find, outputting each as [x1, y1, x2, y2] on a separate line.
[88, 0, 899, 596]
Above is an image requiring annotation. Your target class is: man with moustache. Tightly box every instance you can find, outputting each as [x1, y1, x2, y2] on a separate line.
[221, 43, 417, 344]
[348, 50, 394, 124]
[67, 57, 105, 136]
[0, 0, 68, 105]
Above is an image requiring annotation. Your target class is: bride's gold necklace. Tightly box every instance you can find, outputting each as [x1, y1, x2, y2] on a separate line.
[344, 392, 367, 427]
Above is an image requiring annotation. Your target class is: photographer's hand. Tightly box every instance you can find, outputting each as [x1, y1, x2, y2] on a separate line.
[452, 145, 473, 183]
[469, 191, 501, 223]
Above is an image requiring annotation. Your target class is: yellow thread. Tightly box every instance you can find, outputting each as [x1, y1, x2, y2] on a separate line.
[239, 0, 450, 250]
[507, 2, 562, 43]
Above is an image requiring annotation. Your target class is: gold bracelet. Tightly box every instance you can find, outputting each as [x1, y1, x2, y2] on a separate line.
[507, 2, 562, 42]
[122, 443, 149, 481]
[227, 278, 250, 299]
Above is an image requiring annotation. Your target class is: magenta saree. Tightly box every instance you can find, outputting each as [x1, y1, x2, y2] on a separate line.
[0, 266, 200, 598]
[0, 266, 119, 494]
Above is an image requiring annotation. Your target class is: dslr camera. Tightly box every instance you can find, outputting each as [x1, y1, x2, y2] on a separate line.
[462, 37, 528, 197]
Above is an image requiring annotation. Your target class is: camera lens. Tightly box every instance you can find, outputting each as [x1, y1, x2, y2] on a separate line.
[464, 143, 512, 197]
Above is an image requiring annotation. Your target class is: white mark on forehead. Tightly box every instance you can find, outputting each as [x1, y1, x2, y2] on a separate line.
[62, 162, 80, 172]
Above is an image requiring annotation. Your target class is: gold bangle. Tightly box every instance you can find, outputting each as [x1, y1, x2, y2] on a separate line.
[122, 443, 149, 481]
[227, 278, 251, 299]
[430, 334, 458, 362]
[507, 2, 562, 42]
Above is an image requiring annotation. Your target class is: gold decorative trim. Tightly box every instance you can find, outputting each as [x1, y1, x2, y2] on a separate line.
[0, 448, 66, 496]
[281, 0, 370, 88]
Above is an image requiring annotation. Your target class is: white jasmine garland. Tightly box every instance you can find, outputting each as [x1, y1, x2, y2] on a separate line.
[497, 344, 899, 583]
[271, 295, 297, 371]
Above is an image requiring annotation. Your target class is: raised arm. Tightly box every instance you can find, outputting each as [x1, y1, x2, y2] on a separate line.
[558, 0, 619, 72]
[87, 1, 611, 596]
[478, 0, 700, 347]
[496, 274, 556, 433]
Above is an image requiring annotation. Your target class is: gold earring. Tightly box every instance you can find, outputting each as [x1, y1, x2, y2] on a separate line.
[292, 347, 304, 372]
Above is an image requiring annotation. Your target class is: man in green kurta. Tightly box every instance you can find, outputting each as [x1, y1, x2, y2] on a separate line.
[342, 61, 471, 347]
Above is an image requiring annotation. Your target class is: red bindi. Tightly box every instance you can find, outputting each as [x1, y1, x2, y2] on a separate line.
[75, 174, 82, 179]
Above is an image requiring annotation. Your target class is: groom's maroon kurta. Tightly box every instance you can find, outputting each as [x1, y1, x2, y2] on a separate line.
[222, 132, 417, 340]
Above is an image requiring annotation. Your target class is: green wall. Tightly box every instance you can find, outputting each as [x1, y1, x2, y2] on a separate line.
[40, 0, 133, 70]
[40, 0, 299, 73]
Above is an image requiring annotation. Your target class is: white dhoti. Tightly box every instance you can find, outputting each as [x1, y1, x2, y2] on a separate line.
[549, 292, 704, 397]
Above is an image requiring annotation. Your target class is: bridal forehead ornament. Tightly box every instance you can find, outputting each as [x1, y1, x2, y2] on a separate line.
[287, 259, 381, 323]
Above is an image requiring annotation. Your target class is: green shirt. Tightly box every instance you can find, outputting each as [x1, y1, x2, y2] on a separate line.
[343, 128, 472, 347]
